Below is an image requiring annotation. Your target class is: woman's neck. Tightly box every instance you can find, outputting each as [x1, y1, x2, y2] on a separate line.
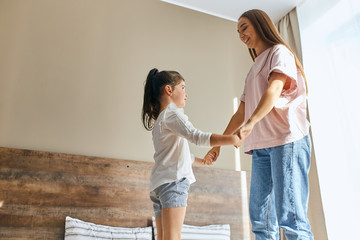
[255, 42, 272, 56]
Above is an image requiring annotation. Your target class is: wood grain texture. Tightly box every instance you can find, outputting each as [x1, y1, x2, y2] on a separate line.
[0, 147, 251, 239]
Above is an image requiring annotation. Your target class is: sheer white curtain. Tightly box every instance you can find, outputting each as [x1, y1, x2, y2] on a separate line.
[297, 0, 360, 239]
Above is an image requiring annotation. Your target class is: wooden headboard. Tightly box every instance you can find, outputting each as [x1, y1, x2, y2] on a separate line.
[0, 147, 251, 239]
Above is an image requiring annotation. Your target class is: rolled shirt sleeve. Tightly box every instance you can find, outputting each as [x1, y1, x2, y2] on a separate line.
[268, 45, 298, 95]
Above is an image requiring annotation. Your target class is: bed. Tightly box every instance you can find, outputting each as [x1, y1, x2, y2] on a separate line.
[0, 147, 251, 239]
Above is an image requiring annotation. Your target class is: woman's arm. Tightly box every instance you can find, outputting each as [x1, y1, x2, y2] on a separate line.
[239, 72, 287, 139]
[223, 100, 246, 135]
[203, 101, 245, 164]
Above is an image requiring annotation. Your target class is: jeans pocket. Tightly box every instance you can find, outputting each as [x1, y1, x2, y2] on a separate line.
[177, 177, 187, 183]
[176, 178, 190, 193]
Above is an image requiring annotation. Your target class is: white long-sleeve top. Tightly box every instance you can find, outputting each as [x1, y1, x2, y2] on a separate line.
[149, 103, 211, 191]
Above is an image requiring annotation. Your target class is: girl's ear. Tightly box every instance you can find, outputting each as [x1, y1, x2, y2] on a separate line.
[164, 85, 173, 96]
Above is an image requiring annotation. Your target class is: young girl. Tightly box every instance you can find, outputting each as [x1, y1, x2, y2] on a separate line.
[205, 9, 314, 240]
[142, 68, 241, 240]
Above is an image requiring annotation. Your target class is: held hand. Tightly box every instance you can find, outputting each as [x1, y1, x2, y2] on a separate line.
[203, 147, 220, 165]
[202, 152, 215, 166]
[233, 131, 243, 148]
[239, 122, 254, 141]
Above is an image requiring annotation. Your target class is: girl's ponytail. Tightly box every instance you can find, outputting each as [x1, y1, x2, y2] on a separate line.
[142, 68, 159, 130]
[142, 68, 184, 130]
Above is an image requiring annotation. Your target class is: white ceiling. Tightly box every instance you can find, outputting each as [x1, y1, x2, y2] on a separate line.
[160, 0, 304, 23]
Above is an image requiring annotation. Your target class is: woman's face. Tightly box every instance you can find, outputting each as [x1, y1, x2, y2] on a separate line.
[237, 17, 260, 49]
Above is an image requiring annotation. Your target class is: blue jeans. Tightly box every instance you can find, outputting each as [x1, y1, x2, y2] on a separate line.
[249, 135, 314, 240]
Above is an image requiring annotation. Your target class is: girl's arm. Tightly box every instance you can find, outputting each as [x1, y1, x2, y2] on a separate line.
[239, 72, 287, 140]
[166, 105, 243, 148]
[210, 133, 242, 147]
[193, 157, 205, 166]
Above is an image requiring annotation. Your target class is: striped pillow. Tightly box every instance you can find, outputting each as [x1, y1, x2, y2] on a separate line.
[152, 217, 230, 240]
[65, 216, 152, 240]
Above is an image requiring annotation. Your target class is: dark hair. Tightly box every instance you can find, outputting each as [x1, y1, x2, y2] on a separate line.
[239, 9, 308, 95]
[142, 68, 184, 130]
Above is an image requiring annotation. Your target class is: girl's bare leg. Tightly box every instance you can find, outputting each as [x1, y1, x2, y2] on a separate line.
[155, 216, 162, 240]
[161, 207, 186, 240]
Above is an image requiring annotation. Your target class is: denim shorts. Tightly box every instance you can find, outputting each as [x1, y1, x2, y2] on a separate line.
[150, 178, 190, 217]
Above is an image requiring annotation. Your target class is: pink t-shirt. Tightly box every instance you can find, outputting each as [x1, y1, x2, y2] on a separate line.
[240, 44, 310, 154]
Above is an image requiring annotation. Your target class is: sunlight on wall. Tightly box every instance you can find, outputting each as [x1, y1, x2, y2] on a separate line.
[233, 97, 251, 238]
[233, 97, 241, 171]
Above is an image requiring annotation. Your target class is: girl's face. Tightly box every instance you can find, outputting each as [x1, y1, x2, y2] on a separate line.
[237, 17, 260, 49]
[170, 80, 187, 108]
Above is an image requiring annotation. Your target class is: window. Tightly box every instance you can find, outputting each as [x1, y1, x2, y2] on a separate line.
[298, 0, 360, 238]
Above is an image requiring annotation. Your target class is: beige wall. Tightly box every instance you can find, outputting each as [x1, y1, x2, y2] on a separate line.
[0, 0, 252, 170]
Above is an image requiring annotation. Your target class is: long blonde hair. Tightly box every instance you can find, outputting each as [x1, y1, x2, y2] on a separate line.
[240, 9, 308, 95]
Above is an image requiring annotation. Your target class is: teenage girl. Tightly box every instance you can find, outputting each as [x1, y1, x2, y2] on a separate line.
[142, 68, 242, 240]
[205, 9, 314, 240]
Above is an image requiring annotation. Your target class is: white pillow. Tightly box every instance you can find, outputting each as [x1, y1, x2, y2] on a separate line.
[152, 217, 230, 240]
[65, 216, 152, 240]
